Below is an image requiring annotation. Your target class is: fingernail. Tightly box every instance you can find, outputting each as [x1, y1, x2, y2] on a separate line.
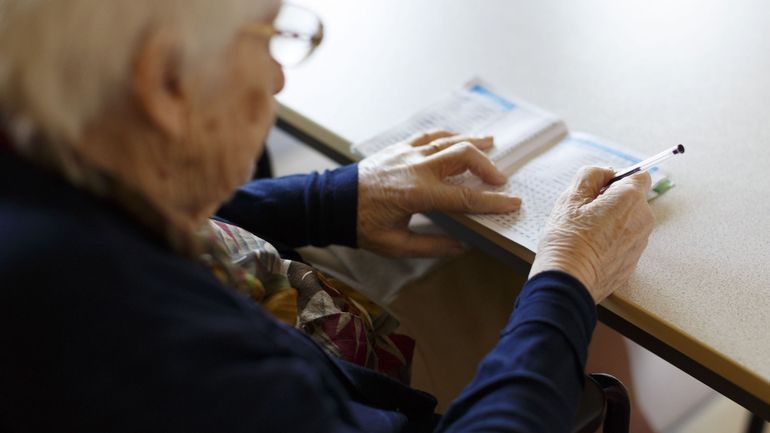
[508, 197, 522, 211]
[471, 135, 492, 144]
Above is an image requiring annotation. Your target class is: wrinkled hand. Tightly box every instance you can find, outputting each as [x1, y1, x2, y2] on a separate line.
[357, 130, 521, 257]
[529, 167, 656, 304]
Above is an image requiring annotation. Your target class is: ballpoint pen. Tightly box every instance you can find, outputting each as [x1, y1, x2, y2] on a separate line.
[605, 144, 685, 188]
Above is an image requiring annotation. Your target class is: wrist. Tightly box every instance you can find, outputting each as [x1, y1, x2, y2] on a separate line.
[530, 252, 598, 302]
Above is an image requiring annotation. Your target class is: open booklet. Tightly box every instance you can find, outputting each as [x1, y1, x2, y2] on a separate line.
[353, 79, 674, 253]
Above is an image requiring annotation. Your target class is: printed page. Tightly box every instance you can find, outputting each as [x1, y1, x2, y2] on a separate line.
[470, 133, 670, 253]
[352, 81, 567, 170]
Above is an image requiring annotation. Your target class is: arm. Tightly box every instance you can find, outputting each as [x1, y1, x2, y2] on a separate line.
[437, 271, 596, 433]
[218, 131, 521, 257]
[438, 167, 655, 433]
[216, 164, 359, 249]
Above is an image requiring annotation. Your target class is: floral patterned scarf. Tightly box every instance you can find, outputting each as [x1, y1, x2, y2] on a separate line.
[205, 220, 414, 382]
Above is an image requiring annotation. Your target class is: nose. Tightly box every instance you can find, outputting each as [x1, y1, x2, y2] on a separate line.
[273, 59, 285, 94]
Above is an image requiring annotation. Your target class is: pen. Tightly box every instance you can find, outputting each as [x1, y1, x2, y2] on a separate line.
[605, 144, 685, 188]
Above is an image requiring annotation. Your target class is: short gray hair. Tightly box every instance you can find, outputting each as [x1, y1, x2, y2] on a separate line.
[0, 0, 274, 143]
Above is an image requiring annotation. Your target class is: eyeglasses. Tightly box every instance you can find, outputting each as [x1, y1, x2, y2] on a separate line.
[243, 3, 324, 67]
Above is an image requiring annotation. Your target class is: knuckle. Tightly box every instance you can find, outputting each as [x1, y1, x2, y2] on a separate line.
[410, 129, 441, 145]
[459, 187, 478, 209]
[612, 185, 632, 200]
[434, 136, 454, 147]
[572, 166, 600, 190]
[421, 142, 440, 155]
[457, 141, 475, 153]
[584, 165, 612, 181]
[578, 165, 596, 178]
[453, 134, 471, 144]
[460, 142, 485, 159]
[616, 184, 640, 199]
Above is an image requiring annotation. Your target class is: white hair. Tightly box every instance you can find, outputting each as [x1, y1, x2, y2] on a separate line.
[0, 0, 275, 143]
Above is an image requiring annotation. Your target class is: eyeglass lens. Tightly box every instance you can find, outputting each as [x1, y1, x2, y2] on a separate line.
[270, 4, 322, 66]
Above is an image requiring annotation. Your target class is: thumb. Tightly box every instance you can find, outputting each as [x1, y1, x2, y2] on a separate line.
[568, 166, 615, 202]
[391, 231, 465, 257]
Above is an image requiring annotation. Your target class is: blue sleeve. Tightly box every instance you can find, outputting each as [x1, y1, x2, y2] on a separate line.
[436, 271, 597, 433]
[216, 164, 359, 248]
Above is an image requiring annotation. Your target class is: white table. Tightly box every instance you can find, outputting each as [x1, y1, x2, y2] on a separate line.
[276, 0, 770, 419]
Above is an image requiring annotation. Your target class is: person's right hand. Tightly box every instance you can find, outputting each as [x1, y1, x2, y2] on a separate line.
[528, 167, 656, 304]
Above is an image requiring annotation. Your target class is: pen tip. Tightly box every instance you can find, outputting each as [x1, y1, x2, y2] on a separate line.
[676, 144, 685, 154]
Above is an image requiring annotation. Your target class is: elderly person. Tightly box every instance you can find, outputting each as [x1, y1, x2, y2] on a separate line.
[0, 1, 655, 432]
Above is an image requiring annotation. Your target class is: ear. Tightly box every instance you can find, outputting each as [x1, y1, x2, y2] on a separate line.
[131, 28, 186, 140]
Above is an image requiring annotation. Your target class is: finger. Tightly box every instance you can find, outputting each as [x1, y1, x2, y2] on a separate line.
[407, 129, 456, 147]
[595, 170, 652, 210]
[568, 166, 615, 203]
[627, 198, 656, 234]
[617, 170, 652, 194]
[389, 231, 466, 258]
[428, 142, 507, 185]
[434, 185, 522, 214]
[421, 135, 494, 155]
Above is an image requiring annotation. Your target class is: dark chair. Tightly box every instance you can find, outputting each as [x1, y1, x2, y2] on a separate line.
[573, 374, 631, 433]
[746, 413, 767, 433]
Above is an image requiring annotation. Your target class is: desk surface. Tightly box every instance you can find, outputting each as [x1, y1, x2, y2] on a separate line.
[276, 0, 770, 416]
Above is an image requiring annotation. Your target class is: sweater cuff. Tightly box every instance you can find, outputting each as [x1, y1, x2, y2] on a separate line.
[310, 164, 358, 247]
[504, 271, 597, 370]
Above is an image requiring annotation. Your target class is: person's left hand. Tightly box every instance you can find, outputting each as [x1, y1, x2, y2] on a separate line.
[357, 129, 521, 257]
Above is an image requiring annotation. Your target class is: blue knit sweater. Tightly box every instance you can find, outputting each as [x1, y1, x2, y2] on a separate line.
[0, 149, 596, 432]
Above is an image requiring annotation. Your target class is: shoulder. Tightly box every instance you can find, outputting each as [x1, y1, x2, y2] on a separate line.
[0, 160, 241, 332]
[0, 190, 169, 289]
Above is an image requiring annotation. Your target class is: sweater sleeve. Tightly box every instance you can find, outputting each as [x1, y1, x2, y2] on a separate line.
[216, 164, 359, 249]
[436, 271, 598, 433]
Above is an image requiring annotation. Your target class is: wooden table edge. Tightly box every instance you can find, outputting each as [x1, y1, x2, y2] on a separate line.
[274, 104, 770, 420]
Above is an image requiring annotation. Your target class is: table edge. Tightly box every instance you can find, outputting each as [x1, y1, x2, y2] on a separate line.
[274, 103, 770, 419]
